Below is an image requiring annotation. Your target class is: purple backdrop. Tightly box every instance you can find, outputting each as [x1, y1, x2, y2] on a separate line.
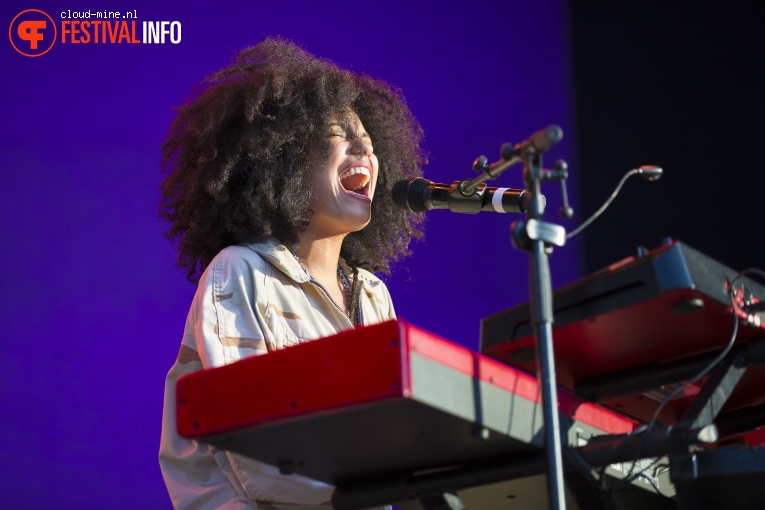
[1, 1, 579, 506]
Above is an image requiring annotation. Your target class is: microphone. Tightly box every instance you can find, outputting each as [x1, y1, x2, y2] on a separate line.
[636, 165, 663, 181]
[391, 177, 541, 214]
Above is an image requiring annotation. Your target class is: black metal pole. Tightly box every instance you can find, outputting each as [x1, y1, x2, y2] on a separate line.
[525, 152, 567, 510]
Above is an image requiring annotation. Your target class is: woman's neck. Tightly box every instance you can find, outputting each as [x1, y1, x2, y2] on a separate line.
[293, 232, 347, 282]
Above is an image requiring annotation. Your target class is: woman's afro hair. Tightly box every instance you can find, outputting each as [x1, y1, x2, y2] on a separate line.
[159, 37, 426, 282]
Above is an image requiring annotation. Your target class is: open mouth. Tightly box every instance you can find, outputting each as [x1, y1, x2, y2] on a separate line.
[339, 166, 372, 198]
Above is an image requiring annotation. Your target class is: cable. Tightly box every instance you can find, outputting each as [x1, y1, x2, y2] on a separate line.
[566, 166, 662, 240]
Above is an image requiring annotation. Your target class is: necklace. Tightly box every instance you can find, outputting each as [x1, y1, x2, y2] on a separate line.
[292, 251, 362, 326]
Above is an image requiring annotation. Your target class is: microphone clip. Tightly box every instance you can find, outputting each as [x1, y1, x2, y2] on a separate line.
[449, 180, 488, 214]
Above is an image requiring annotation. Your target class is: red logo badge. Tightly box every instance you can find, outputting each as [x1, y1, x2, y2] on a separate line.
[9, 9, 57, 57]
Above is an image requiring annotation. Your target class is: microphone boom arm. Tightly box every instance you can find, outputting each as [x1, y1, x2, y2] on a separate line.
[461, 125, 563, 195]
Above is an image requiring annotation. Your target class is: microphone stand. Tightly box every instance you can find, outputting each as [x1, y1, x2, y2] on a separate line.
[469, 125, 569, 510]
[512, 149, 568, 510]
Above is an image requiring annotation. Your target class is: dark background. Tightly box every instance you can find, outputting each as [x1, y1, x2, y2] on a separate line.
[1, 1, 762, 507]
[571, 1, 765, 273]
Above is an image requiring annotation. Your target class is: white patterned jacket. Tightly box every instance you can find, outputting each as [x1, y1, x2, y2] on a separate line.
[159, 238, 395, 509]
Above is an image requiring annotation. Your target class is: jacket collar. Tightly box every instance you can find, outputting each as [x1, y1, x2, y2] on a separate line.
[244, 238, 376, 290]
[245, 238, 310, 283]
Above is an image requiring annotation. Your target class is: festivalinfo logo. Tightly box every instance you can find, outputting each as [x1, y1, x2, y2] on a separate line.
[9, 8, 182, 57]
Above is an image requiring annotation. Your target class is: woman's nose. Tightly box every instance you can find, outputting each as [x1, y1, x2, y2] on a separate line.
[350, 138, 372, 157]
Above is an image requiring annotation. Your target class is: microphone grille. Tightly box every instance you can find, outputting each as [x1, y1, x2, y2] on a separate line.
[391, 177, 430, 213]
[391, 179, 412, 211]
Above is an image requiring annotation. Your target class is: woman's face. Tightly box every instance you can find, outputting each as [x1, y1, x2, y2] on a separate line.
[305, 112, 379, 237]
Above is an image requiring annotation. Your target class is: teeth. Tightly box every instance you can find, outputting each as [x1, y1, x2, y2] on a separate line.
[341, 167, 370, 179]
[339, 166, 371, 192]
